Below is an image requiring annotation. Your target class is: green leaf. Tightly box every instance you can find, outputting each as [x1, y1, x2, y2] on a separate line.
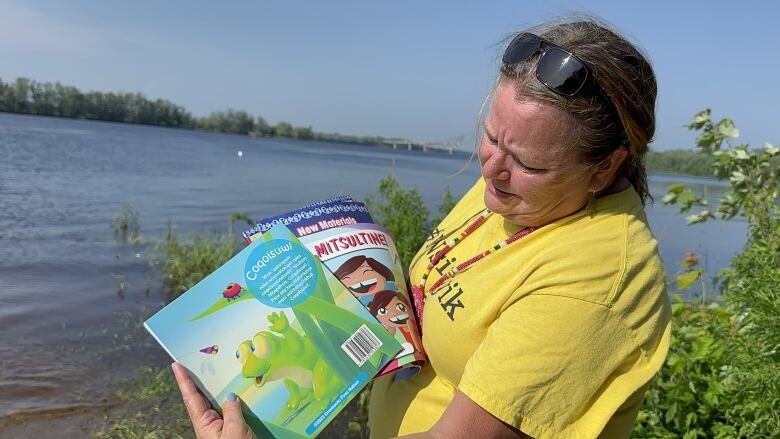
[688, 109, 711, 129]
[665, 402, 678, 424]
[717, 119, 739, 139]
[677, 191, 696, 204]
[188, 288, 254, 321]
[686, 211, 712, 225]
[667, 183, 686, 194]
[733, 148, 750, 160]
[697, 131, 716, 148]
[729, 171, 746, 183]
[676, 270, 702, 290]
[764, 142, 779, 156]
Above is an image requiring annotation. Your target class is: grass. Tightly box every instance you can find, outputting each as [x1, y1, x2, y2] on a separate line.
[113, 204, 142, 245]
[149, 223, 237, 301]
[93, 367, 192, 439]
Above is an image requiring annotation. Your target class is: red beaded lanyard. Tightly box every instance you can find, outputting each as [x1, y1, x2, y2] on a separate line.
[410, 209, 536, 328]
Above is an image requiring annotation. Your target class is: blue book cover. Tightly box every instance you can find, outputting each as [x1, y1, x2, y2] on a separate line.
[144, 224, 402, 438]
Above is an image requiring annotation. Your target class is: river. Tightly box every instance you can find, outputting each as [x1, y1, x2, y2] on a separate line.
[0, 112, 747, 436]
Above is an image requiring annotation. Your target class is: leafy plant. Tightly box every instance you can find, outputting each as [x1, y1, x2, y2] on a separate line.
[635, 110, 780, 437]
[365, 176, 431, 268]
[365, 176, 459, 268]
[149, 223, 237, 301]
[113, 204, 142, 244]
[662, 109, 780, 236]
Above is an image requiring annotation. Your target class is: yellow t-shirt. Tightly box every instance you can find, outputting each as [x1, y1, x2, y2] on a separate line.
[368, 178, 671, 439]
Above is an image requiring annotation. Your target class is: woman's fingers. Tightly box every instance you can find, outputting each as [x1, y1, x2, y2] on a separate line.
[172, 363, 257, 439]
[171, 363, 255, 439]
[172, 363, 219, 431]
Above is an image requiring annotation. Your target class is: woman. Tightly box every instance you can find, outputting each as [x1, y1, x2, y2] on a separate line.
[173, 18, 670, 439]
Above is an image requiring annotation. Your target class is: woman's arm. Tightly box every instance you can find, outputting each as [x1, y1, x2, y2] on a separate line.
[396, 391, 531, 439]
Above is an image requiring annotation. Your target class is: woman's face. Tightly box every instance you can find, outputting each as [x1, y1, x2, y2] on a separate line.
[479, 81, 596, 227]
[340, 260, 387, 296]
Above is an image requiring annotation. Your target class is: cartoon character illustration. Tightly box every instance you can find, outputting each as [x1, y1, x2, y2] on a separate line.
[368, 290, 418, 356]
[236, 311, 344, 411]
[222, 283, 243, 301]
[199, 344, 219, 355]
[334, 256, 396, 306]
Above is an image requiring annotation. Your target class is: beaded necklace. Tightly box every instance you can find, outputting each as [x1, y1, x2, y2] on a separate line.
[410, 209, 536, 328]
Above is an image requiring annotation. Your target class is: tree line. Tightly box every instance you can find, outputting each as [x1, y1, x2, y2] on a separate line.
[646, 149, 715, 177]
[0, 76, 736, 175]
[0, 76, 389, 145]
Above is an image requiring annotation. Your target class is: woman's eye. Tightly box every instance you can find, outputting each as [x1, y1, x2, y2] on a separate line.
[378, 307, 388, 315]
[514, 157, 543, 172]
[486, 135, 498, 145]
[396, 303, 406, 312]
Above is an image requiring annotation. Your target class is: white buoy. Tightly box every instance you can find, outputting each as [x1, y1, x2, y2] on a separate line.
[237, 150, 244, 158]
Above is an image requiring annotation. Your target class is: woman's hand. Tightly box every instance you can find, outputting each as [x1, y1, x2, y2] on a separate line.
[172, 362, 258, 439]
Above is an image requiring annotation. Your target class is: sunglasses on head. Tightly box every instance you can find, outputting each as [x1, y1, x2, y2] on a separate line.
[502, 32, 627, 144]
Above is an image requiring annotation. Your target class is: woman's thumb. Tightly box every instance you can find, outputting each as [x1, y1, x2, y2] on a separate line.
[221, 393, 252, 436]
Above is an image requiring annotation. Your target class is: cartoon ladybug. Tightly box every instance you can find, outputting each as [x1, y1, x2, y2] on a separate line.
[222, 283, 243, 301]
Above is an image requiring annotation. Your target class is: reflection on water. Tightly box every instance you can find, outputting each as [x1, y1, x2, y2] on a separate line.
[0, 113, 747, 430]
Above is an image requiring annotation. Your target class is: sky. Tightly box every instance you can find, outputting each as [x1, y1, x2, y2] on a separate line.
[1, 0, 778, 150]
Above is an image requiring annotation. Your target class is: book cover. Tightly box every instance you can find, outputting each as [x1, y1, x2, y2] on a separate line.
[242, 200, 373, 244]
[145, 223, 402, 438]
[244, 200, 426, 376]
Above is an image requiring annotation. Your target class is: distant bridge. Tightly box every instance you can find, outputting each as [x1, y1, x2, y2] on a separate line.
[381, 135, 474, 155]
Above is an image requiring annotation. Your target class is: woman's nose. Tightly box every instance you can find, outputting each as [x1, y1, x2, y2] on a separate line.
[481, 146, 511, 180]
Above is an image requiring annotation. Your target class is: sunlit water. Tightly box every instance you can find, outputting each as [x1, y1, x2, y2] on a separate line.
[0, 113, 747, 429]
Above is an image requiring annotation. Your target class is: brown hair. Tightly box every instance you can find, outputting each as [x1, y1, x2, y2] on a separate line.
[497, 18, 657, 204]
[368, 290, 410, 317]
[333, 256, 395, 282]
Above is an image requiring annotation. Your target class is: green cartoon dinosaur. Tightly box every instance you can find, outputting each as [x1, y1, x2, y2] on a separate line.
[236, 311, 344, 410]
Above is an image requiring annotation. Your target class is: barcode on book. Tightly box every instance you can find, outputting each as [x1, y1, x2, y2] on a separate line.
[341, 325, 382, 366]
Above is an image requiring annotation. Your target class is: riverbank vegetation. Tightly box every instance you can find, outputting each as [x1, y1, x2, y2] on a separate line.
[646, 149, 715, 177]
[633, 110, 780, 438]
[0, 76, 391, 145]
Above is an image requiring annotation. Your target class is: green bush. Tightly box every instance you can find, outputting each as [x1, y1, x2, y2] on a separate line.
[635, 111, 780, 437]
[633, 300, 736, 438]
[149, 223, 237, 301]
[365, 175, 456, 268]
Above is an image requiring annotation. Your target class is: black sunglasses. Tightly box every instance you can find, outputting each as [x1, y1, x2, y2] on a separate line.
[502, 33, 627, 143]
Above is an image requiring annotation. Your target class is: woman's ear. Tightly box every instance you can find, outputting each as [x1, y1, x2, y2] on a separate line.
[589, 146, 628, 194]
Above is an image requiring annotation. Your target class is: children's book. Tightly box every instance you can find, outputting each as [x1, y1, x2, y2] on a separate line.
[242, 200, 372, 242]
[244, 199, 426, 377]
[145, 224, 402, 439]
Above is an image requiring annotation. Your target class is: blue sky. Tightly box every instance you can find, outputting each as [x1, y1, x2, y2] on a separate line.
[1, 0, 777, 150]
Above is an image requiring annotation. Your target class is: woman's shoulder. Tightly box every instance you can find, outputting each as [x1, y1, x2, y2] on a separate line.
[518, 186, 666, 308]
